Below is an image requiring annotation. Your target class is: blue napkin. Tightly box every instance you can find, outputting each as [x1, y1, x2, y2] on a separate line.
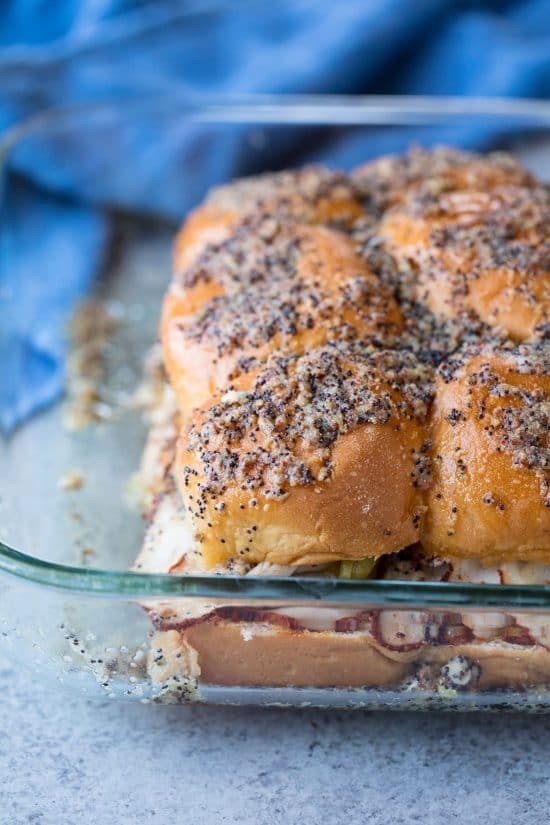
[1, 0, 549, 433]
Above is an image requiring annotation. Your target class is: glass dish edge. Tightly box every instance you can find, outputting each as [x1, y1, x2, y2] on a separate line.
[1, 93, 550, 607]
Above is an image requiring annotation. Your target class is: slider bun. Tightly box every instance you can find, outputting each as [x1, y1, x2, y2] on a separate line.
[153, 623, 550, 691]
[378, 180, 549, 342]
[175, 342, 433, 569]
[174, 204, 236, 273]
[421, 343, 550, 564]
[168, 216, 367, 324]
[162, 223, 403, 415]
[353, 146, 535, 211]
[173, 166, 365, 272]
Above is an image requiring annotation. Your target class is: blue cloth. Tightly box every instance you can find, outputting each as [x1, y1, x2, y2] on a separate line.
[1, 0, 549, 433]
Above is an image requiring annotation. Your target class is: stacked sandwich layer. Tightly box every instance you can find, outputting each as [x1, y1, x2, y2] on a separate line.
[133, 148, 550, 692]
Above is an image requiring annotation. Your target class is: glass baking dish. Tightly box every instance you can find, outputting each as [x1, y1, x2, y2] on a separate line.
[1, 95, 550, 709]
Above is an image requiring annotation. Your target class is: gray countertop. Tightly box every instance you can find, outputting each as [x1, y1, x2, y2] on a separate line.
[2, 659, 549, 825]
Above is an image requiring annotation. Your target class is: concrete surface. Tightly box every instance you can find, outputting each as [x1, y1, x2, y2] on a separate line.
[1, 659, 549, 825]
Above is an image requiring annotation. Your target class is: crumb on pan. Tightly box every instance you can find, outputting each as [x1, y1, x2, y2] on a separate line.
[63, 299, 120, 431]
[58, 469, 84, 491]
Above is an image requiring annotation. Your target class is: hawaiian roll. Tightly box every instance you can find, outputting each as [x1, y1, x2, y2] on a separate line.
[175, 342, 434, 569]
[422, 342, 550, 564]
[173, 166, 366, 272]
[377, 179, 549, 342]
[353, 146, 535, 212]
[163, 223, 403, 415]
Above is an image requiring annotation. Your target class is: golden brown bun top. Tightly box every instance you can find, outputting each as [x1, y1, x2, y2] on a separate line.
[164, 148, 549, 568]
[203, 165, 366, 225]
[162, 222, 403, 415]
[375, 153, 549, 342]
[168, 216, 399, 318]
[422, 341, 550, 564]
[353, 146, 535, 210]
[173, 166, 367, 271]
[176, 341, 434, 568]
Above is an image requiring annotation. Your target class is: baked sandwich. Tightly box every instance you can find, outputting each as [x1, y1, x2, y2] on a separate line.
[133, 149, 550, 694]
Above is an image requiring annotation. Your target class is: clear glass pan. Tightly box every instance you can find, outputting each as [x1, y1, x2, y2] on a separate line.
[1, 95, 550, 708]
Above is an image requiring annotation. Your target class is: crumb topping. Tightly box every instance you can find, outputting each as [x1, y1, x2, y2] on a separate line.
[377, 180, 549, 328]
[440, 342, 550, 504]
[182, 277, 393, 354]
[180, 244, 399, 363]
[178, 214, 294, 292]
[355, 236, 497, 364]
[183, 342, 435, 509]
[352, 149, 548, 368]
[172, 219, 401, 386]
[353, 146, 534, 211]
[205, 164, 367, 229]
[425, 184, 549, 280]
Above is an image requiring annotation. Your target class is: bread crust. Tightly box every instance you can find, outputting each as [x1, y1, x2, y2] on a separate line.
[422, 343, 550, 563]
[353, 146, 535, 211]
[163, 223, 402, 415]
[173, 165, 366, 272]
[134, 150, 550, 700]
[149, 618, 550, 692]
[378, 182, 549, 341]
[176, 343, 433, 568]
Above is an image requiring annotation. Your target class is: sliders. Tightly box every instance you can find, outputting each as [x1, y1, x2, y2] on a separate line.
[134, 147, 550, 695]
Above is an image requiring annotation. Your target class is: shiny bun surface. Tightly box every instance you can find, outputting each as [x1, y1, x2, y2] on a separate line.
[147, 147, 549, 570]
[422, 342, 550, 563]
[176, 342, 434, 568]
[174, 166, 367, 272]
[163, 222, 402, 414]
[374, 155, 549, 341]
